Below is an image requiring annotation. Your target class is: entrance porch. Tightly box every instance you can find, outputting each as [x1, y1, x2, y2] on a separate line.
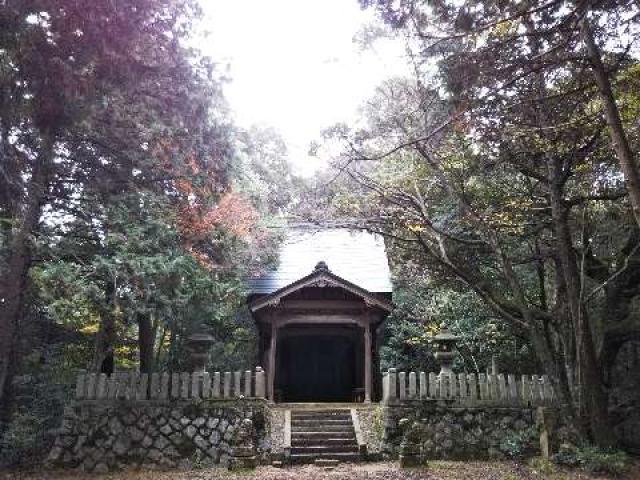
[249, 261, 393, 403]
[275, 326, 359, 403]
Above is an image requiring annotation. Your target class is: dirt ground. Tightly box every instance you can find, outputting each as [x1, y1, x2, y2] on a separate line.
[2, 460, 639, 480]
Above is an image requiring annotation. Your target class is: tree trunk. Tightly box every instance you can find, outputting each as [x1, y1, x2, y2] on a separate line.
[137, 312, 155, 373]
[581, 17, 640, 228]
[0, 132, 54, 405]
[92, 278, 118, 372]
[546, 154, 617, 446]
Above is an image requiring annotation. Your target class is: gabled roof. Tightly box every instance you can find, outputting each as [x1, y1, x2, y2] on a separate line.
[247, 227, 393, 294]
[249, 261, 394, 313]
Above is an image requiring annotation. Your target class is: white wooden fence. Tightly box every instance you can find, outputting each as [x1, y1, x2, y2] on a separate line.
[382, 368, 555, 406]
[75, 367, 267, 401]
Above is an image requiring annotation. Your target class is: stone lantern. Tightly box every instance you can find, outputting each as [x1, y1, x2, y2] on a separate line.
[433, 327, 459, 376]
[186, 329, 215, 372]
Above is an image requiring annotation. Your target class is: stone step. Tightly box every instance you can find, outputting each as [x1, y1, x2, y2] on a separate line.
[292, 424, 354, 432]
[292, 431, 356, 440]
[290, 445, 359, 455]
[291, 437, 357, 447]
[292, 411, 352, 419]
[287, 407, 360, 465]
[292, 416, 352, 423]
[289, 452, 360, 464]
[291, 417, 354, 425]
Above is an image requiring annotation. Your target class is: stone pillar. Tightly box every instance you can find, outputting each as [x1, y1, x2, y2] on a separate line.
[268, 322, 278, 401]
[364, 324, 372, 403]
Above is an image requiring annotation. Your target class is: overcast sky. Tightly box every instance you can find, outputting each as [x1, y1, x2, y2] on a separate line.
[198, 0, 408, 176]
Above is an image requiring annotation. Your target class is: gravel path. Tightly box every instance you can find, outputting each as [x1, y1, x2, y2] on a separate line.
[2, 460, 639, 480]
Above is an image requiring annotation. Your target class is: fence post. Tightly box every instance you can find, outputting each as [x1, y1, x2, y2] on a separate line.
[521, 375, 530, 404]
[458, 373, 467, 400]
[408, 372, 417, 399]
[244, 370, 252, 397]
[533, 375, 544, 403]
[127, 372, 139, 400]
[160, 372, 170, 399]
[487, 374, 498, 400]
[439, 375, 447, 399]
[213, 372, 221, 398]
[202, 372, 211, 398]
[116, 372, 129, 399]
[171, 373, 180, 399]
[96, 373, 108, 399]
[86, 373, 97, 399]
[382, 371, 389, 402]
[234, 371, 242, 397]
[398, 372, 406, 400]
[429, 372, 437, 399]
[107, 374, 118, 399]
[180, 372, 190, 399]
[191, 372, 201, 399]
[468, 374, 477, 405]
[223, 372, 231, 398]
[449, 373, 457, 399]
[75, 373, 86, 399]
[479, 373, 488, 401]
[150, 373, 160, 399]
[507, 374, 517, 404]
[497, 374, 507, 400]
[419, 372, 427, 399]
[255, 367, 265, 398]
[388, 368, 397, 401]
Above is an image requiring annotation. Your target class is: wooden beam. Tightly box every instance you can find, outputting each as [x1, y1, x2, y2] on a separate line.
[364, 323, 372, 403]
[279, 314, 369, 327]
[268, 320, 278, 402]
[278, 300, 368, 310]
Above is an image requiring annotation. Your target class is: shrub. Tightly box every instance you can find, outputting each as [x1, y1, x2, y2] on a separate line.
[498, 427, 537, 458]
[553, 444, 630, 476]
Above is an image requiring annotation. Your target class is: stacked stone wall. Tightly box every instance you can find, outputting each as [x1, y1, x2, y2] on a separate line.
[381, 402, 547, 462]
[47, 399, 268, 472]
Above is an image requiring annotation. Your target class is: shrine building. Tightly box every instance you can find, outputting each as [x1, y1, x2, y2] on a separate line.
[247, 226, 393, 403]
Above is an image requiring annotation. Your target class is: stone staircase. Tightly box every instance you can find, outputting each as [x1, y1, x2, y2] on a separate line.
[288, 409, 361, 464]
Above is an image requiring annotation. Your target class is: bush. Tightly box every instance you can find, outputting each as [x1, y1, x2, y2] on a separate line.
[498, 427, 537, 458]
[553, 444, 630, 476]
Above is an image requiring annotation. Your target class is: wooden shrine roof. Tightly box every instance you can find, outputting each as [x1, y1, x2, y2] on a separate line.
[248, 260, 394, 313]
[247, 226, 393, 295]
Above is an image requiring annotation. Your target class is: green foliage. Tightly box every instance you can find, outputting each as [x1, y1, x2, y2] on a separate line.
[382, 264, 536, 373]
[498, 427, 537, 459]
[552, 444, 630, 475]
[0, 350, 75, 468]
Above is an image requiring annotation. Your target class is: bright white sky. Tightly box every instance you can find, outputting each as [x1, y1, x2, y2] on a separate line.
[198, 0, 409, 176]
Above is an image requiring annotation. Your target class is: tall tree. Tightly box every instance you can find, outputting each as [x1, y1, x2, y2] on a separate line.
[0, 0, 231, 405]
[349, 0, 640, 448]
[322, 65, 639, 445]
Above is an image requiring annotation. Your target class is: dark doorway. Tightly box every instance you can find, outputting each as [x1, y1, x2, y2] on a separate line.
[277, 333, 355, 402]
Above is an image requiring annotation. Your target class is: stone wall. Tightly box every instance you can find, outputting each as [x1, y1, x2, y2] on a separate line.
[47, 399, 268, 472]
[381, 402, 549, 463]
[355, 405, 384, 458]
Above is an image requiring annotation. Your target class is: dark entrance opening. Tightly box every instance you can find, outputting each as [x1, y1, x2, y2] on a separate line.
[276, 332, 356, 402]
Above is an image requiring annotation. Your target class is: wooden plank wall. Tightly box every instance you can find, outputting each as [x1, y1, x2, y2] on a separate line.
[382, 368, 555, 406]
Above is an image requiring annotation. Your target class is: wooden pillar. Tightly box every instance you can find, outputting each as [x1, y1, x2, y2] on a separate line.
[364, 322, 372, 403]
[268, 320, 278, 401]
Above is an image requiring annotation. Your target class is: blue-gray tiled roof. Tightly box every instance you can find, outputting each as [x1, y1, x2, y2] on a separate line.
[248, 227, 393, 295]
